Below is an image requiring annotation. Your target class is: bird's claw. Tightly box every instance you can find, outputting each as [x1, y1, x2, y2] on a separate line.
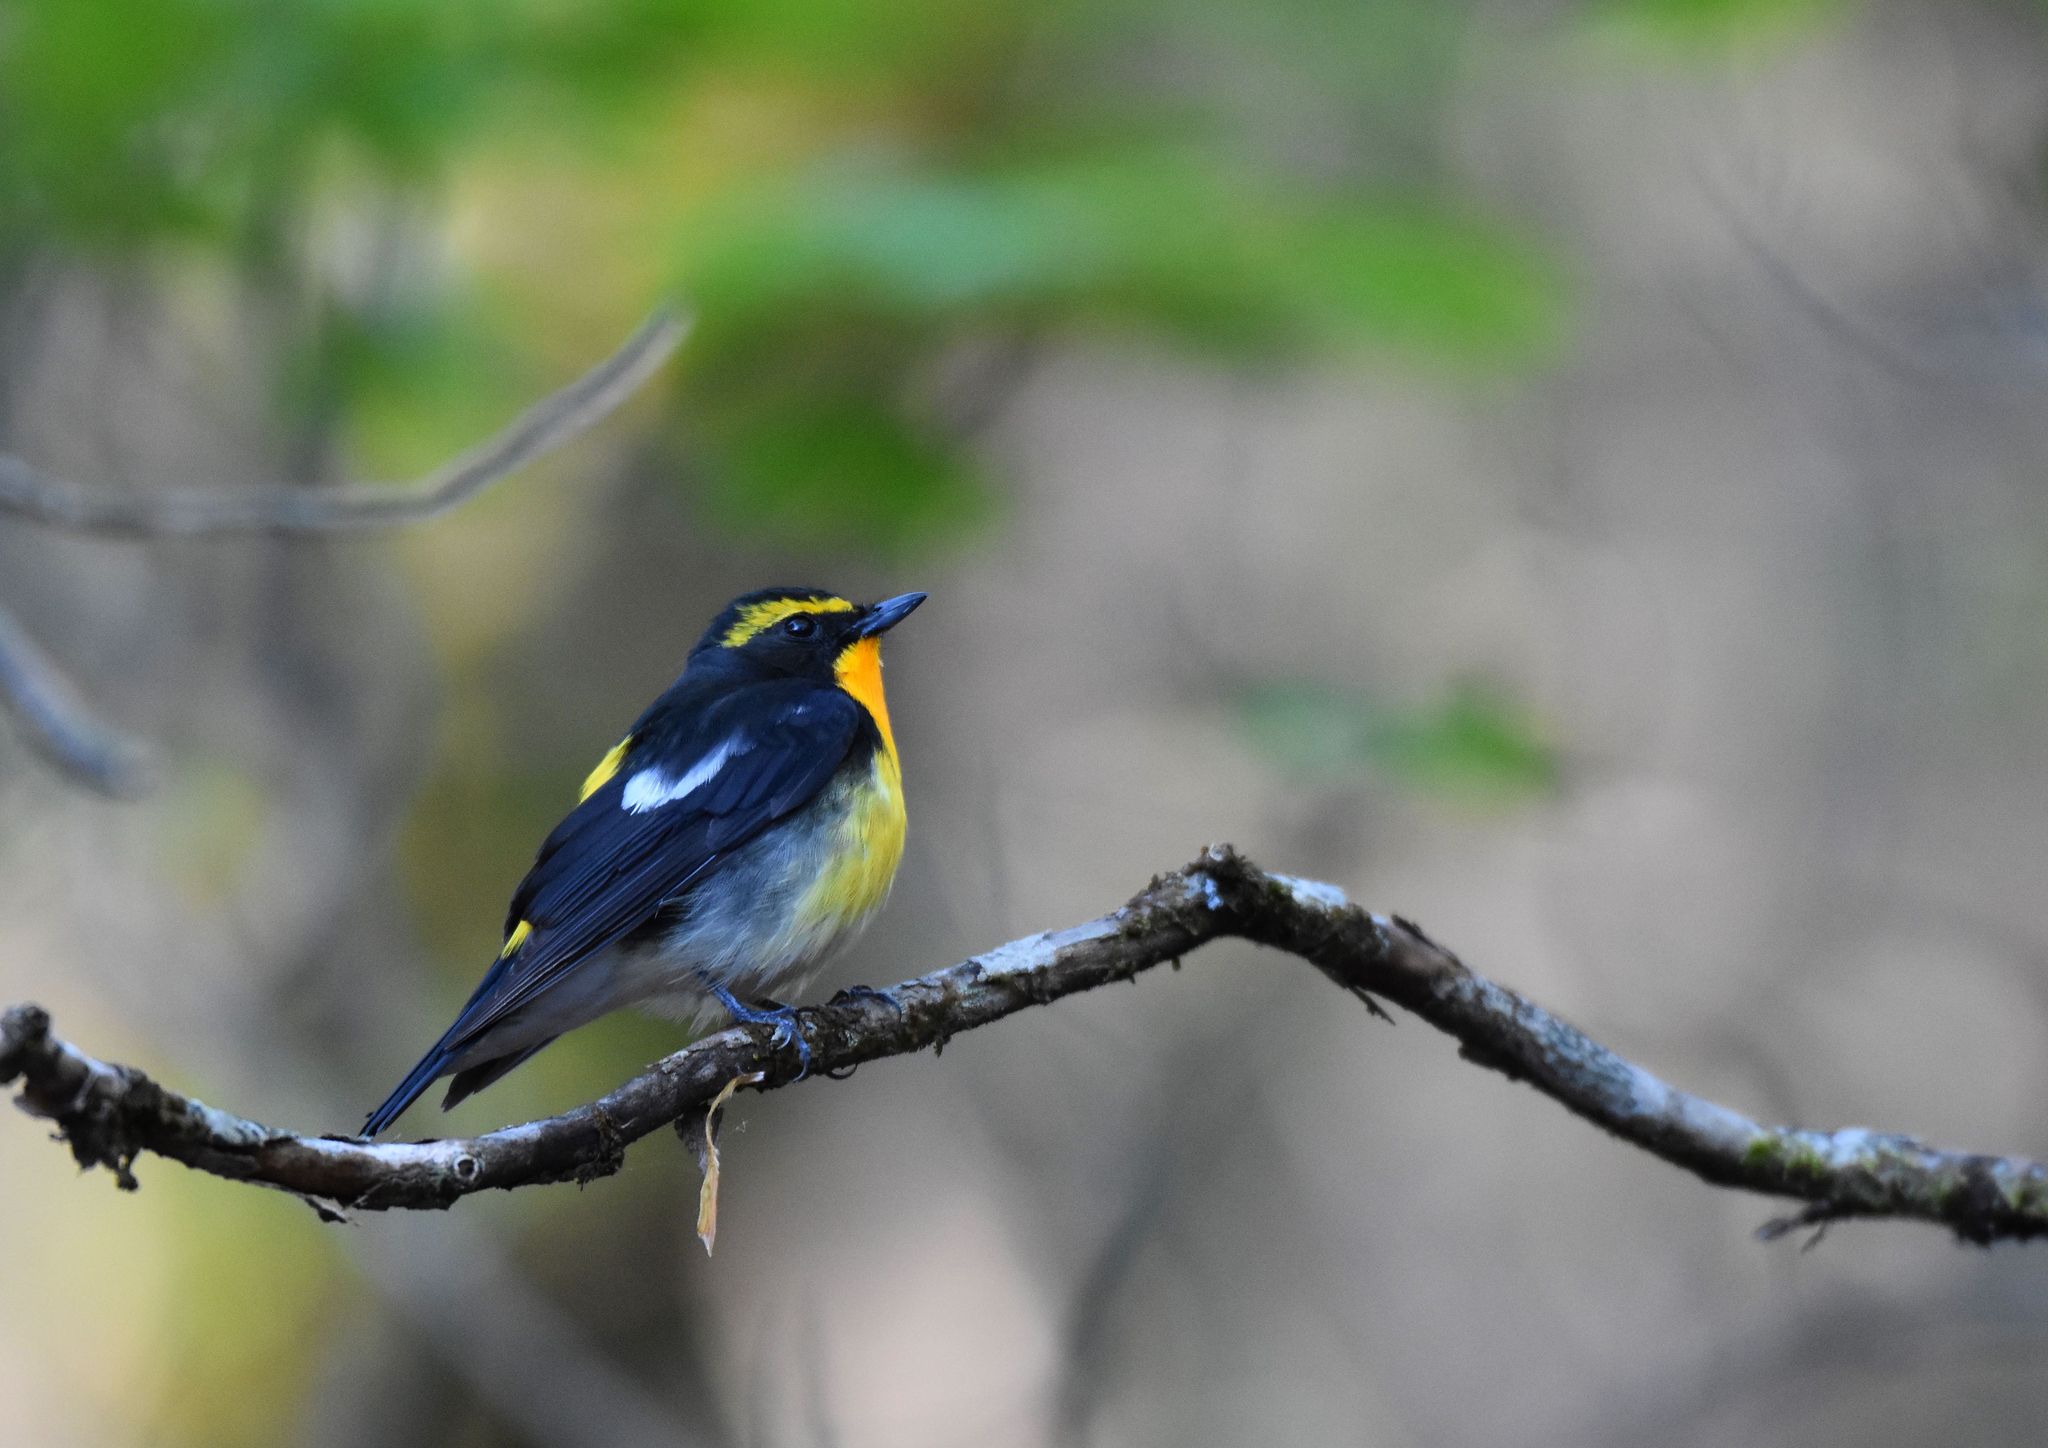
[765, 1013, 812, 1080]
[706, 983, 813, 1081]
[830, 983, 905, 1014]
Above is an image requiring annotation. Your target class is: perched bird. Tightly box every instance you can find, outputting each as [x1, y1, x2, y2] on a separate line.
[363, 586, 925, 1136]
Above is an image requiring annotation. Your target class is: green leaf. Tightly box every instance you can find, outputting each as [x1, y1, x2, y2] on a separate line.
[699, 391, 991, 556]
[1585, 0, 1850, 49]
[680, 147, 1566, 366]
[683, 161, 1109, 327]
[1365, 684, 1560, 806]
[1276, 207, 1565, 367]
[315, 296, 532, 481]
[1238, 683, 1379, 778]
[672, 145, 1564, 550]
[1237, 680, 1560, 809]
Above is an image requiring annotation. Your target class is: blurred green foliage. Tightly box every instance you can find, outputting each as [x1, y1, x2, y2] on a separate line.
[1239, 679, 1560, 808]
[1587, 0, 1850, 48]
[0, 4, 1878, 1444]
[0, 0, 1567, 555]
[679, 147, 1560, 547]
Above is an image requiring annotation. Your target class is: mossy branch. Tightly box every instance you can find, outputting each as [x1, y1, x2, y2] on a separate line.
[5, 845, 2044, 1242]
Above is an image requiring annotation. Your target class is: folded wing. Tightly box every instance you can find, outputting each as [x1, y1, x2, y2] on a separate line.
[362, 681, 862, 1133]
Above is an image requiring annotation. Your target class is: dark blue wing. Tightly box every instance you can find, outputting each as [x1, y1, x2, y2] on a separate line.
[453, 681, 863, 1048]
[363, 681, 861, 1132]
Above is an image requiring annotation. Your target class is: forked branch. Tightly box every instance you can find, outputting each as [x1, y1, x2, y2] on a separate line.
[6, 846, 2043, 1242]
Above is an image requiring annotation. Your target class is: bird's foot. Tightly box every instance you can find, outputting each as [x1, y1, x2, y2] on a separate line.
[830, 983, 905, 1014]
[706, 983, 812, 1080]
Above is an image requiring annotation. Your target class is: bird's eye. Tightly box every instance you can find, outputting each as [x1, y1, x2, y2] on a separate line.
[782, 615, 816, 638]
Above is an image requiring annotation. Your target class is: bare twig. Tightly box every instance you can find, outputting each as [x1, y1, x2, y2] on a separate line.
[0, 309, 688, 538]
[1693, 161, 1954, 392]
[0, 600, 150, 794]
[6, 845, 2046, 1242]
[1692, 160, 2048, 398]
[0, 308, 685, 791]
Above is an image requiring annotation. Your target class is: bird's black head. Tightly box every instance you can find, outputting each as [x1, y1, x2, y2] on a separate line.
[689, 586, 926, 684]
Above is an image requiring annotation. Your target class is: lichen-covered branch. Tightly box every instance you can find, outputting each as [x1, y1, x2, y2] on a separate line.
[6, 845, 2045, 1242]
[0, 310, 687, 538]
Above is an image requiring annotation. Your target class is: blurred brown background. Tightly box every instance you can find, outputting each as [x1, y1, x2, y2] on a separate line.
[6, 1, 2048, 1444]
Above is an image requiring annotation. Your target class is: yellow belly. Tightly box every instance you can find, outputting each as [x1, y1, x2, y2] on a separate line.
[795, 750, 906, 935]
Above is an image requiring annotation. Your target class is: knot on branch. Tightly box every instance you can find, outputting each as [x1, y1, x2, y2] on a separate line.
[1, 1002, 51, 1082]
[1110, 844, 1265, 945]
[1186, 842, 1260, 916]
[1939, 1156, 2048, 1246]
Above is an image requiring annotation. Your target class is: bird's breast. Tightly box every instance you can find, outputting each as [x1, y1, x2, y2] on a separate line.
[794, 748, 907, 935]
[618, 748, 907, 1011]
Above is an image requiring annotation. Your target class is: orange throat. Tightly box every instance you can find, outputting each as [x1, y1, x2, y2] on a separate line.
[834, 636, 897, 761]
[802, 634, 908, 931]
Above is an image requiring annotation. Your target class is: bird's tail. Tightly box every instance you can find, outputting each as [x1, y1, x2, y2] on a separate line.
[362, 1026, 561, 1136]
[362, 1041, 455, 1138]
[440, 1040, 554, 1113]
[363, 953, 522, 1136]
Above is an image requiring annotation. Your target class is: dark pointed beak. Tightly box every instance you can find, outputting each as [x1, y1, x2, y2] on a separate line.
[855, 591, 927, 638]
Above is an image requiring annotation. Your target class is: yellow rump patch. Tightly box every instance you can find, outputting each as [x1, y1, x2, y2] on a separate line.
[501, 919, 533, 958]
[722, 595, 855, 648]
[580, 737, 631, 802]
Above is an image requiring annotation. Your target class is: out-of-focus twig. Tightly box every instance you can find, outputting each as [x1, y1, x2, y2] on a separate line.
[6, 844, 2047, 1243]
[0, 600, 150, 794]
[1053, 1124, 1181, 1445]
[1692, 161, 2044, 396]
[0, 308, 685, 792]
[0, 309, 688, 538]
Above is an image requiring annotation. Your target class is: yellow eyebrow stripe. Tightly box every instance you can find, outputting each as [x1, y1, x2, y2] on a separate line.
[721, 596, 855, 648]
[580, 737, 632, 802]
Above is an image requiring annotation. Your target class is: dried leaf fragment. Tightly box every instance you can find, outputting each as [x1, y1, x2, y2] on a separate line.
[680, 1072, 764, 1256]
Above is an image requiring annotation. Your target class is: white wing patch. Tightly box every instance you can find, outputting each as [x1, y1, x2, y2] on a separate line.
[622, 738, 742, 813]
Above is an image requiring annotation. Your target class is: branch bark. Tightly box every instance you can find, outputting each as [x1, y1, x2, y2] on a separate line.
[6, 845, 2044, 1243]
